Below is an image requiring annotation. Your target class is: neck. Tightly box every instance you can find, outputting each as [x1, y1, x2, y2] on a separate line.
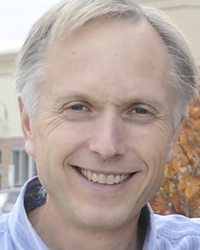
[28, 200, 143, 250]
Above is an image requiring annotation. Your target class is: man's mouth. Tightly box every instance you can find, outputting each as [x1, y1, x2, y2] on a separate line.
[74, 166, 133, 185]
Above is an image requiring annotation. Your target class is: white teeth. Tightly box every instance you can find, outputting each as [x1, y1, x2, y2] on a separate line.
[88, 170, 92, 180]
[115, 175, 120, 184]
[84, 170, 88, 178]
[107, 175, 115, 185]
[80, 169, 130, 185]
[92, 173, 98, 182]
[124, 175, 128, 181]
[120, 174, 125, 182]
[98, 174, 106, 184]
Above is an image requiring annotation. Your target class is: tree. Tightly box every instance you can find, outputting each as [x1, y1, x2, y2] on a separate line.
[150, 85, 200, 217]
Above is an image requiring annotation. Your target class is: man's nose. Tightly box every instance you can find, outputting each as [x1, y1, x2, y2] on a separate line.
[88, 114, 125, 161]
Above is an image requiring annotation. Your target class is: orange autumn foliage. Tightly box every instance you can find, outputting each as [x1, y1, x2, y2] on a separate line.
[150, 85, 200, 217]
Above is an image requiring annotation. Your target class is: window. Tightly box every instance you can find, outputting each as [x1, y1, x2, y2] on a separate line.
[12, 150, 36, 186]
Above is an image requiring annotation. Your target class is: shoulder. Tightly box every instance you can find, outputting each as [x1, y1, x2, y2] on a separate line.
[154, 213, 200, 249]
[0, 214, 10, 242]
[0, 214, 9, 232]
[154, 213, 200, 234]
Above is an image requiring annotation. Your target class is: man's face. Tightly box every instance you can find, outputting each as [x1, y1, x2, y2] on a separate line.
[24, 19, 178, 230]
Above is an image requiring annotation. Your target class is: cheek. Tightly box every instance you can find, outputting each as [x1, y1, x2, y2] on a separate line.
[129, 124, 173, 174]
[140, 122, 172, 153]
[133, 133, 171, 202]
[33, 123, 90, 175]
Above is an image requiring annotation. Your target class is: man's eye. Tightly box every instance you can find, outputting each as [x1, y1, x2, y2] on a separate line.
[126, 106, 154, 123]
[70, 104, 87, 111]
[134, 107, 148, 114]
[62, 102, 92, 121]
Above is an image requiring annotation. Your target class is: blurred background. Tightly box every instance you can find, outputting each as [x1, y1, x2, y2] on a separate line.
[0, 0, 199, 216]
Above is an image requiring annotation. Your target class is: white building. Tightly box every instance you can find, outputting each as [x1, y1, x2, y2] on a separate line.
[0, 0, 199, 188]
[0, 52, 36, 189]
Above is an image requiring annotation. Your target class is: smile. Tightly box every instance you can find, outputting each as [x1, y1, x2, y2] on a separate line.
[76, 167, 132, 185]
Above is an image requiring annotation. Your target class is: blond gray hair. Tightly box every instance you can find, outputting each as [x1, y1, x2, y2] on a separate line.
[16, 0, 198, 127]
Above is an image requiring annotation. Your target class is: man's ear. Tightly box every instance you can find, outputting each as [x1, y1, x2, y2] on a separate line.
[18, 96, 35, 156]
[166, 117, 184, 163]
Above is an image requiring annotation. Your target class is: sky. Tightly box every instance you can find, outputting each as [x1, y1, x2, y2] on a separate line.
[0, 0, 59, 52]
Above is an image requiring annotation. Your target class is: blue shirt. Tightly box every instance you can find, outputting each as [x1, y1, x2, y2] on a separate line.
[1, 177, 200, 250]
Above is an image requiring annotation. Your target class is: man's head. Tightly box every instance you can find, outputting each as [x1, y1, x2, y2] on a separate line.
[16, 0, 198, 126]
[17, 0, 198, 235]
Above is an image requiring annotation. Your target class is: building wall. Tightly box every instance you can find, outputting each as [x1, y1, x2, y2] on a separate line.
[0, 52, 22, 138]
[0, 52, 36, 189]
[140, 0, 200, 65]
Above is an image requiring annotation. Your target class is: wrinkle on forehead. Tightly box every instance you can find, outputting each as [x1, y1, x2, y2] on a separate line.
[44, 18, 170, 77]
[37, 18, 176, 118]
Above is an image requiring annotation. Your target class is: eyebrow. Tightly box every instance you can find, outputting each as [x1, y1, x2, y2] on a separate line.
[53, 91, 165, 111]
[53, 92, 98, 105]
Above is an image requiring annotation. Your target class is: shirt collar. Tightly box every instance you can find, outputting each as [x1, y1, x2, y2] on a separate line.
[7, 176, 157, 250]
[8, 176, 48, 250]
[140, 203, 157, 250]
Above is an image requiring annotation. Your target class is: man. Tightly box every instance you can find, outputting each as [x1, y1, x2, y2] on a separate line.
[0, 0, 199, 249]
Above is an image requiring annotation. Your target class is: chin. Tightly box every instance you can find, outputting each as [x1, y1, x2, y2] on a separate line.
[66, 205, 140, 232]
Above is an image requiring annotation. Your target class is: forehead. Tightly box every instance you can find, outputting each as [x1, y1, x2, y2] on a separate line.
[45, 18, 169, 72]
[40, 18, 173, 105]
